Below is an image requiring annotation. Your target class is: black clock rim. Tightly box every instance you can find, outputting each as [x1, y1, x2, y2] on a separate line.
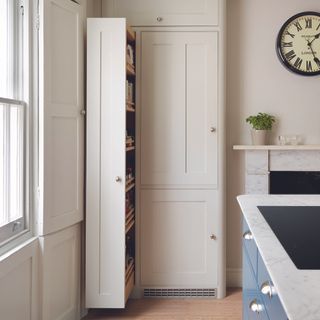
[276, 11, 320, 76]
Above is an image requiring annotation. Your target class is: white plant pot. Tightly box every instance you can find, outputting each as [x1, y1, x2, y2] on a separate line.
[251, 130, 268, 145]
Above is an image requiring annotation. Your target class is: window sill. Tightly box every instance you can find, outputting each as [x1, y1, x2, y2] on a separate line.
[0, 236, 38, 262]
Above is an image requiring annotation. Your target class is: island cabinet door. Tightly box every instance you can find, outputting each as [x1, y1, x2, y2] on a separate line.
[140, 189, 218, 287]
[140, 31, 218, 188]
[257, 252, 288, 320]
[243, 249, 268, 320]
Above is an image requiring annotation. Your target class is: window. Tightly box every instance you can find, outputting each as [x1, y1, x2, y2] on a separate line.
[0, 0, 30, 245]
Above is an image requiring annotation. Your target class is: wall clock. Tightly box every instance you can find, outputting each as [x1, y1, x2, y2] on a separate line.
[277, 11, 320, 76]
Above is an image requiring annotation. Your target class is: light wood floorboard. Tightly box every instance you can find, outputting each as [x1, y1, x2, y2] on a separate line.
[83, 288, 242, 320]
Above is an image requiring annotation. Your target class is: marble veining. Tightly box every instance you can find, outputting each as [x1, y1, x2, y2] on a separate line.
[238, 195, 320, 320]
[270, 150, 320, 171]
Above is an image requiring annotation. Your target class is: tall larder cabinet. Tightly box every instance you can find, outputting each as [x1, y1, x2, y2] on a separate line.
[86, 18, 136, 308]
[119, 0, 226, 299]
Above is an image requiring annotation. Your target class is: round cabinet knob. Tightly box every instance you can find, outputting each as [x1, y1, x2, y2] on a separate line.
[157, 17, 163, 22]
[243, 231, 254, 240]
[210, 234, 217, 240]
[260, 281, 274, 299]
[115, 176, 122, 182]
[249, 299, 263, 313]
[210, 127, 216, 133]
[80, 109, 86, 115]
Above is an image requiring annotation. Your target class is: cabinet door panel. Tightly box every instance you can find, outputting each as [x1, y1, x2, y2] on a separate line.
[141, 32, 218, 187]
[141, 190, 218, 287]
[102, 0, 219, 26]
[39, 0, 84, 235]
[86, 18, 127, 308]
[257, 252, 287, 320]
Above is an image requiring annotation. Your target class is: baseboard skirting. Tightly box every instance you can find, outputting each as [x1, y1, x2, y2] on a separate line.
[227, 268, 242, 288]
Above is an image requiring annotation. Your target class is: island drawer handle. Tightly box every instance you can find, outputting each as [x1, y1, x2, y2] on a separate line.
[249, 299, 263, 313]
[260, 281, 275, 299]
[243, 230, 253, 240]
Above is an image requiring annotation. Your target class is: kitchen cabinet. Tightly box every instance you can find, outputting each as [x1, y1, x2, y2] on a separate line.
[86, 18, 136, 308]
[138, 28, 224, 295]
[140, 31, 218, 188]
[102, 0, 220, 26]
[99, 0, 226, 300]
[140, 189, 218, 287]
[242, 218, 287, 320]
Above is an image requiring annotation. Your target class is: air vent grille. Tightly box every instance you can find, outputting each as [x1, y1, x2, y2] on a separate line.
[143, 288, 217, 298]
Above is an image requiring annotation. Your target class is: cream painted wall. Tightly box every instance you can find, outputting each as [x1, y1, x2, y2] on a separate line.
[227, 0, 320, 279]
[87, 0, 101, 17]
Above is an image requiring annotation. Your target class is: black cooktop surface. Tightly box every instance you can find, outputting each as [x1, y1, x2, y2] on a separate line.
[257, 206, 320, 270]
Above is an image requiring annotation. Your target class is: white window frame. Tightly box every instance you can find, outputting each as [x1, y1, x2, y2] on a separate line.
[0, 0, 35, 255]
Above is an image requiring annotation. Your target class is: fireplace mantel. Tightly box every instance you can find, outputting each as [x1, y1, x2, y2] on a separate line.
[233, 145, 320, 194]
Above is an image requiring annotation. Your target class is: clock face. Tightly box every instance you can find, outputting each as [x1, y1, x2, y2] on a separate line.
[277, 12, 320, 76]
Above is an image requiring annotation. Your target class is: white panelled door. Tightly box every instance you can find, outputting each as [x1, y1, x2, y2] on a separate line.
[38, 0, 84, 235]
[86, 18, 127, 308]
[140, 189, 218, 287]
[141, 32, 218, 188]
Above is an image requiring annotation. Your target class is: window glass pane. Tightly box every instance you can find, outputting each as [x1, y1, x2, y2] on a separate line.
[9, 106, 24, 222]
[0, 0, 23, 99]
[0, 107, 5, 226]
[0, 103, 24, 229]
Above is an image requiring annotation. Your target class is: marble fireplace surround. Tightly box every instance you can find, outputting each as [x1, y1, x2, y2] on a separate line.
[233, 145, 320, 194]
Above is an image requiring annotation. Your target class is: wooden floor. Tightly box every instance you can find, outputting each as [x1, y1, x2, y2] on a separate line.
[84, 288, 242, 320]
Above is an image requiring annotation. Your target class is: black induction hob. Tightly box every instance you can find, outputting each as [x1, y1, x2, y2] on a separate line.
[257, 206, 320, 270]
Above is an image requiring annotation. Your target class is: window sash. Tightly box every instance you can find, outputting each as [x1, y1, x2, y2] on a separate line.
[0, 97, 27, 244]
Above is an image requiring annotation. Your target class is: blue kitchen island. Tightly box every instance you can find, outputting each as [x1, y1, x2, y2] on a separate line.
[238, 195, 320, 320]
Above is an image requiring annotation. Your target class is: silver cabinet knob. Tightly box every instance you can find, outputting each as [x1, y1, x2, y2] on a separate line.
[210, 127, 216, 133]
[210, 234, 217, 240]
[115, 176, 122, 182]
[243, 231, 254, 240]
[249, 299, 263, 313]
[260, 281, 274, 299]
[157, 17, 163, 22]
[80, 109, 86, 115]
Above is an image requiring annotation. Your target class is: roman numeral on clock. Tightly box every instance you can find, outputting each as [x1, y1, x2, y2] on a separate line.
[306, 60, 313, 71]
[317, 23, 320, 31]
[285, 50, 296, 61]
[305, 18, 312, 29]
[285, 31, 295, 38]
[282, 42, 293, 48]
[293, 57, 303, 69]
[315, 58, 320, 69]
[294, 21, 302, 32]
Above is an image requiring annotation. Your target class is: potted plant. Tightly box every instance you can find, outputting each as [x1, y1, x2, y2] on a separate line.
[246, 112, 275, 145]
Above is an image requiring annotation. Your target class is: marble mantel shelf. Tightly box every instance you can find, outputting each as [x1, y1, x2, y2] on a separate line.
[233, 145, 320, 151]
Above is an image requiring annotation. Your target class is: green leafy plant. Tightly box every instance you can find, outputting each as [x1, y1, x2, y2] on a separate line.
[246, 112, 275, 130]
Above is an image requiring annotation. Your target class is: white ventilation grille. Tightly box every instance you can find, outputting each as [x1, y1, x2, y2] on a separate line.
[143, 288, 217, 298]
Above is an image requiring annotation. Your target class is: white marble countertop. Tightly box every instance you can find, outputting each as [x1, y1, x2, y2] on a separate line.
[233, 145, 320, 150]
[237, 195, 320, 320]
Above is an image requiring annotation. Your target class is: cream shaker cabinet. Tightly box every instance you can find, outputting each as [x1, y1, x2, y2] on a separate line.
[140, 31, 218, 188]
[138, 30, 225, 297]
[140, 189, 218, 287]
[86, 18, 136, 308]
[96, 0, 226, 302]
[102, 0, 219, 26]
